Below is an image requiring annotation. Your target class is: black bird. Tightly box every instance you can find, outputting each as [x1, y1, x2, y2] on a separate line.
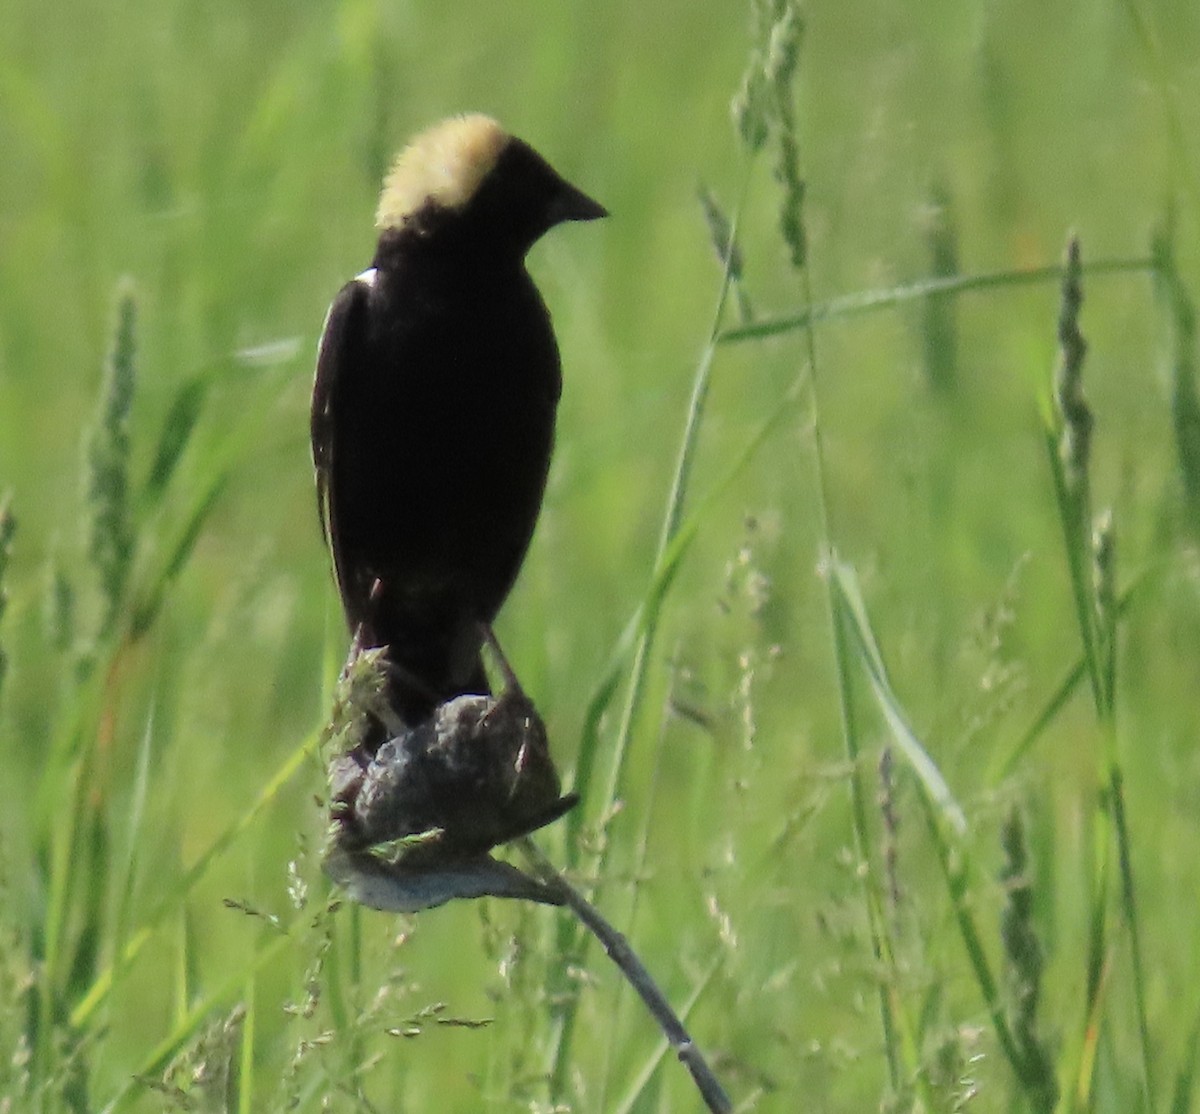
[311, 114, 605, 728]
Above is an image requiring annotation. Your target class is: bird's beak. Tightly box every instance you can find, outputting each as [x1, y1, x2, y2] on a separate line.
[550, 180, 608, 225]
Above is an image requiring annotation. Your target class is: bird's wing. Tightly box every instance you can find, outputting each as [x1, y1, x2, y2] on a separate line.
[311, 275, 373, 616]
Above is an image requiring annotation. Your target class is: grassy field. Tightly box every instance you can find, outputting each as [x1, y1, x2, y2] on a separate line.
[3, 0, 1200, 1110]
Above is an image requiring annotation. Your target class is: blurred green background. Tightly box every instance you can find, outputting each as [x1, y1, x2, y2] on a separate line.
[3, 0, 1200, 1110]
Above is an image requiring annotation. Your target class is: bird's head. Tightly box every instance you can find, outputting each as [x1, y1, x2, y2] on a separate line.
[374, 114, 606, 256]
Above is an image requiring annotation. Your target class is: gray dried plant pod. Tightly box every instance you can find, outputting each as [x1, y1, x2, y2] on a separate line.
[346, 683, 577, 860]
[324, 844, 564, 914]
[323, 627, 578, 912]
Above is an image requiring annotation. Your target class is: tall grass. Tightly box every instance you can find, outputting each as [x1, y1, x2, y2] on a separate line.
[2, 0, 1199, 1110]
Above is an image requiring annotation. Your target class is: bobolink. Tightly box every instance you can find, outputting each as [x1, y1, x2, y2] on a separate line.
[312, 114, 605, 727]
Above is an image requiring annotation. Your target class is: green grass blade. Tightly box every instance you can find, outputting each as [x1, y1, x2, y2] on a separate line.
[237, 973, 256, 1114]
[919, 180, 960, 394]
[1118, 0, 1200, 216]
[1170, 1004, 1200, 1114]
[100, 930, 293, 1113]
[129, 471, 229, 639]
[918, 791, 1027, 1083]
[829, 557, 1035, 1088]
[141, 376, 209, 508]
[549, 166, 755, 1102]
[112, 708, 155, 955]
[1108, 757, 1155, 1111]
[1152, 224, 1200, 531]
[0, 494, 14, 701]
[988, 570, 1150, 783]
[567, 368, 802, 844]
[828, 558, 966, 835]
[70, 725, 321, 1028]
[718, 257, 1154, 345]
